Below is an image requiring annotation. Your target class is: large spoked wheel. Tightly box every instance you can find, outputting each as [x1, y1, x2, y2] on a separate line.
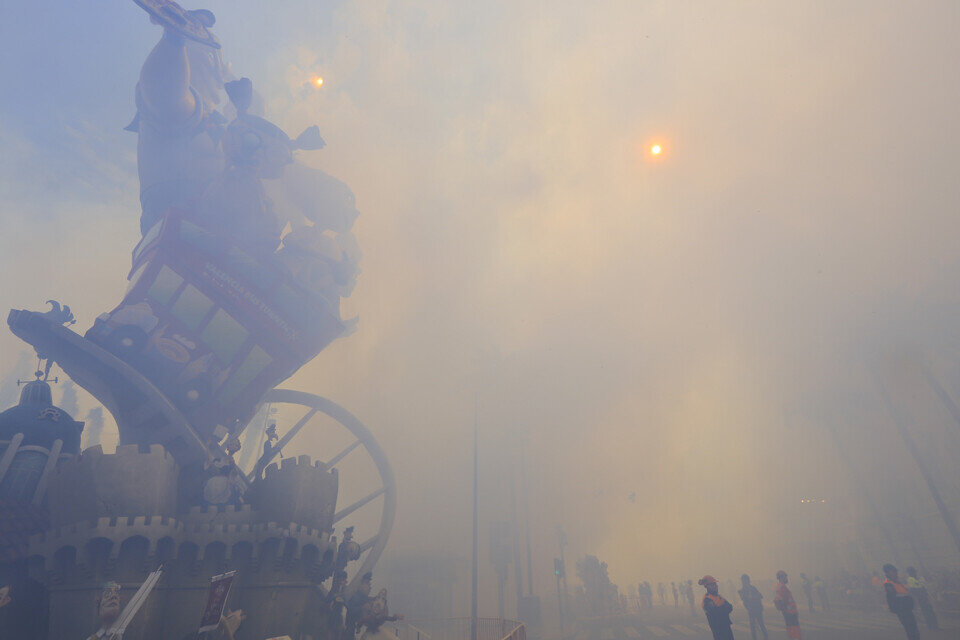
[249, 389, 396, 593]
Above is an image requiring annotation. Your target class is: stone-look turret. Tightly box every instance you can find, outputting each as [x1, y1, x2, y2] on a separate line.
[22, 444, 344, 640]
[247, 454, 339, 532]
[46, 443, 178, 527]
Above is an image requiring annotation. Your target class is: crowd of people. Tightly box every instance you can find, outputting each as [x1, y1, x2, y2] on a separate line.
[625, 564, 950, 640]
[572, 553, 954, 640]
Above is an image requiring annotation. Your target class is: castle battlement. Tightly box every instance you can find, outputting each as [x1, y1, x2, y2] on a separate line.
[263, 453, 330, 478]
[28, 515, 334, 568]
[47, 443, 179, 527]
[249, 454, 339, 532]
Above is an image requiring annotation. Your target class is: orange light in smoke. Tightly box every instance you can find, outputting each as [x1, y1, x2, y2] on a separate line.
[651, 144, 662, 155]
[312, 76, 324, 87]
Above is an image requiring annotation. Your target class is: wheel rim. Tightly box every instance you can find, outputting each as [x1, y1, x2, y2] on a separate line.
[249, 389, 396, 593]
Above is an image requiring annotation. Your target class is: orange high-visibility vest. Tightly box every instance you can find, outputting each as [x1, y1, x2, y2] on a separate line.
[884, 579, 909, 595]
[702, 594, 727, 609]
[776, 583, 799, 615]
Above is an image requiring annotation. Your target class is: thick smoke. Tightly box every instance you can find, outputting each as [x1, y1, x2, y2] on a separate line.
[1, 0, 959, 622]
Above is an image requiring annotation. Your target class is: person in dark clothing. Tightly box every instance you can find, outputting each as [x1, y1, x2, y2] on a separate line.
[699, 575, 735, 640]
[800, 574, 815, 613]
[738, 574, 768, 640]
[346, 571, 375, 633]
[813, 576, 829, 612]
[905, 567, 938, 631]
[883, 564, 919, 640]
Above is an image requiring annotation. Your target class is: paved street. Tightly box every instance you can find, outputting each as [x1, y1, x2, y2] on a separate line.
[572, 606, 958, 640]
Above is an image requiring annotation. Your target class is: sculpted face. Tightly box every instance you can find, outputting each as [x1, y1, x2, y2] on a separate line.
[99, 584, 121, 624]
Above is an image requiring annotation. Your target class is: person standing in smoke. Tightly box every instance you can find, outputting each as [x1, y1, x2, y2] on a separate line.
[738, 574, 768, 640]
[905, 566, 938, 631]
[813, 576, 829, 612]
[686, 580, 696, 618]
[672, 582, 679, 608]
[658, 581, 666, 606]
[883, 564, 920, 640]
[799, 573, 814, 613]
[773, 570, 801, 639]
[699, 575, 735, 640]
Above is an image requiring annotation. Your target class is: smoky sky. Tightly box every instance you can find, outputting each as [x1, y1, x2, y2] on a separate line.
[2, 0, 960, 616]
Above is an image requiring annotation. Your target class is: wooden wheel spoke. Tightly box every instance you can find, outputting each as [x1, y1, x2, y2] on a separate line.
[334, 487, 385, 522]
[359, 535, 378, 553]
[257, 389, 396, 594]
[326, 439, 362, 468]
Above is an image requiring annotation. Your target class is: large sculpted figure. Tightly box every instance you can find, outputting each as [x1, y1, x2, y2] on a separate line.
[62, 0, 367, 452]
[131, 0, 360, 263]
[131, 5, 228, 235]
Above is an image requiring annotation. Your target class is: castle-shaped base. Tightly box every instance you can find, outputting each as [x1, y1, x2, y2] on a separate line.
[24, 444, 342, 639]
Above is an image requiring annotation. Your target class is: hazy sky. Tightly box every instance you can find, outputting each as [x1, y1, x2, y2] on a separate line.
[3, 0, 960, 617]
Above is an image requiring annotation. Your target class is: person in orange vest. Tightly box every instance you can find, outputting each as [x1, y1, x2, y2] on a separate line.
[698, 575, 735, 640]
[773, 570, 801, 639]
[882, 564, 920, 640]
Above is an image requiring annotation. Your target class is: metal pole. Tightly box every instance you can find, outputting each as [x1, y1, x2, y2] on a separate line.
[877, 380, 960, 558]
[471, 397, 479, 640]
[555, 563, 565, 640]
[510, 469, 524, 612]
[558, 527, 569, 620]
[521, 441, 534, 596]
[498, 572, 506, 621]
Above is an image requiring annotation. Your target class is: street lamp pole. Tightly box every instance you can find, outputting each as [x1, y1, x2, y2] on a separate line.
[521, 441, 534, 597]
[557, 526, 569, 619]
[471, 397, 479, 640]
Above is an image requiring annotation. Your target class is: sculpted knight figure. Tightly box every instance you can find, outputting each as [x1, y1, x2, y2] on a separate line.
[86, 581, 121, 640]
[131, 4, 230, 236]
[131, 0, 361, 266]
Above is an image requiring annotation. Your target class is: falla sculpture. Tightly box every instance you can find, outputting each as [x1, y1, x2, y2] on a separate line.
[0, 2, 397, 638]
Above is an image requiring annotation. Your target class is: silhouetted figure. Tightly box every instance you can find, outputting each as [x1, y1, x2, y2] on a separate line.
[800, 573, 814, 613]
[686, 580, 696, 618]
[774, 570, 801, 640]
[336, 526, 361, 571]
[883, 564, 919, 640]
[324, 570, 349, 639]
[672, 582, 679, 607]
[813, 576, 829, 612]
[738, 574, 768, 640]
[699, 575, 735, 640]
[872, 571, 884, 610]
[905, 567, 937, 631]
[346, 571, 374, 632]
[658, 582, 666, 605]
